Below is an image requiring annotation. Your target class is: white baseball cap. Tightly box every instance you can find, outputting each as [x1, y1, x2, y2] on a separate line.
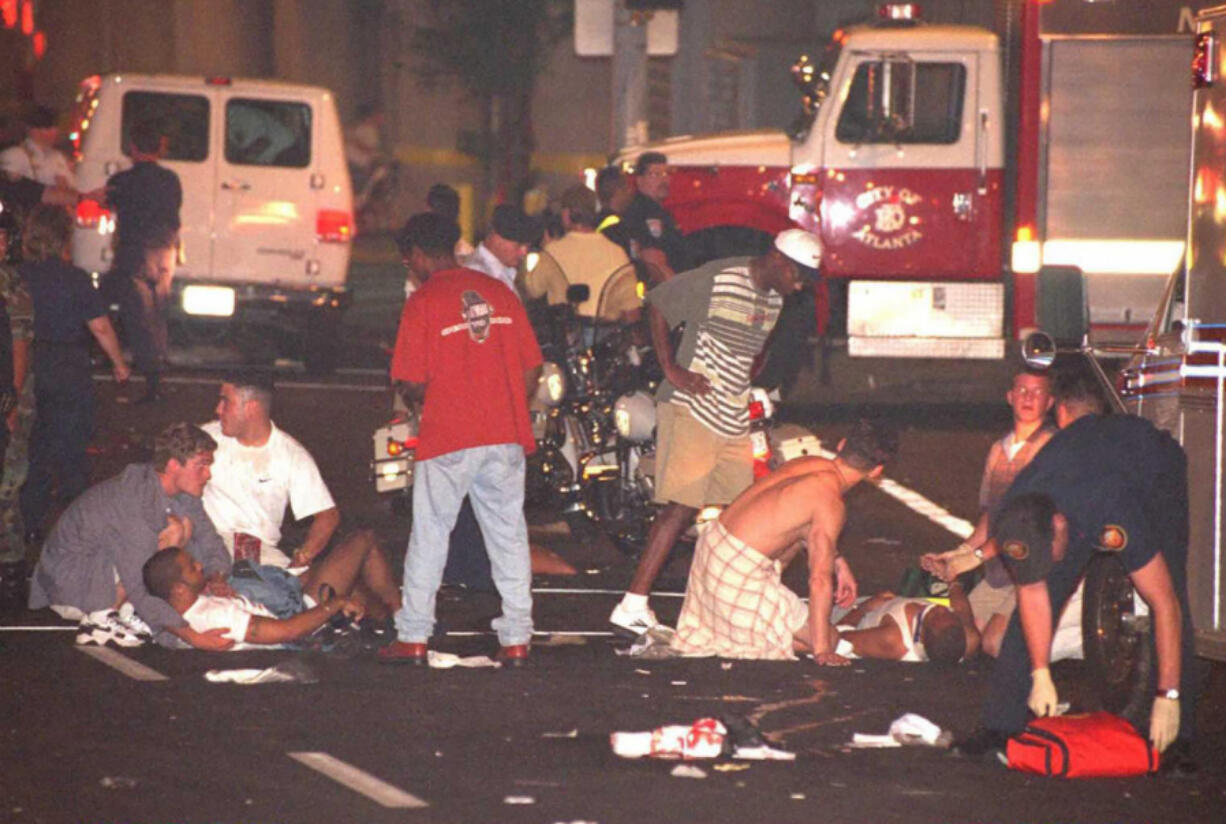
[774, 228, 823, 270]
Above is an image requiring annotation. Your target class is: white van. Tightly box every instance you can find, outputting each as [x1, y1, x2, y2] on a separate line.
[69, 73, 354, 372]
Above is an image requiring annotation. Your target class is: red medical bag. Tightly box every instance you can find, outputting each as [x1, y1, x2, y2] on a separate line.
[1006, 712, 1159, 777]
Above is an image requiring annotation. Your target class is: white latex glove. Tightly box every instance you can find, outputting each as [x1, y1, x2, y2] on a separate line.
[1149, 696, 1180, 753]
[1028, 667, 1058, 717]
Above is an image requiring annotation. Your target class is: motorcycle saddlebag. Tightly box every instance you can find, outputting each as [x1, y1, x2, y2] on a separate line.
[1006, 712, 1158, 778]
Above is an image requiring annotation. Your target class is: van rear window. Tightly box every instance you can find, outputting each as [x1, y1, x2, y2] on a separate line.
[225, 99, 312, 168]
[122, 92, 210, 162]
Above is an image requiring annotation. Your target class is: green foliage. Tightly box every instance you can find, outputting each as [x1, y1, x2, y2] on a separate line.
[407, 0, 572, 99]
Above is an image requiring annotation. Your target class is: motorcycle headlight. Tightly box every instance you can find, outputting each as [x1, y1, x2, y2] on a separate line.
[615, 407, 632, 439]
[613, 390, 656, 442]
[536, 362, 566, 407]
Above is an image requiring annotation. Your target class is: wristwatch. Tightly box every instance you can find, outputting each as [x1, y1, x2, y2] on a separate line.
[973, 547, 985, 561]
[1156, 688, 1180, 700]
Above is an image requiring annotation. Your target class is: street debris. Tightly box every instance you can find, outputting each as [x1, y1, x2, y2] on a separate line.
[427, 651, 500, 669]
[503, 795, 536, 805]
[670, 764, 708, 779]
[713, 763, 750, 773]
[670, 680, 687, 686]
[865, 537, 902, 546]
[849, 713, 951, 749]
[615, 624, 686, 658]
[610, 716, 795, 761]
[541, 729, 579, 738]
[99, 776, 138, 789]
[204, 660, 319, 684]
[720, 662, 733, 670]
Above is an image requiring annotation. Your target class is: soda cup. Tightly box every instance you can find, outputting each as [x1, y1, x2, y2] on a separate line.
[233, 532, 262, 564]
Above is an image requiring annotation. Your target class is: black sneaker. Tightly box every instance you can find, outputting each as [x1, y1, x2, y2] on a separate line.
[950, 728, 1010, 764]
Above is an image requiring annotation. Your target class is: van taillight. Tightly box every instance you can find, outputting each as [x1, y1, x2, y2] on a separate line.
[316, 209, 353, 243]
[75, 198, 111, 228]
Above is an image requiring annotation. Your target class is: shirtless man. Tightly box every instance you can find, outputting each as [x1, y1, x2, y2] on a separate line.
[671, 419, 898, 664]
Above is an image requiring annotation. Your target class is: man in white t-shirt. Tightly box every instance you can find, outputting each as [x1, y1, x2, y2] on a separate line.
[201, 372, 402, 620]
[143, 546, 363, 649]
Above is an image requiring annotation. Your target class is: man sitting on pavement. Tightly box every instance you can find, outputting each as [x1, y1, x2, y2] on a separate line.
[28, 423, 236, 650]
[143, 546, 363, 649]
[202, 372, 402, 622]
[609, 229, 821, 637]
[521, 184, 638, 324]
[671, 419, 898, 663]
[833, 581, 979, 663]
[919, 367, 1084, 659]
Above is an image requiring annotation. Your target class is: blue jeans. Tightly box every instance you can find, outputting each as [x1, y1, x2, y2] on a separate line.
[395, 444, 533, 646]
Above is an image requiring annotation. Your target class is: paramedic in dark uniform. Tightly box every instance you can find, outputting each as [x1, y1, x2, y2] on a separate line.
[955, 410, 1198, 772]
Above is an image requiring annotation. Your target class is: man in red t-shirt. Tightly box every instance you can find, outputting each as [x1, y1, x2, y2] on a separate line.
[378, 212, 543, 666]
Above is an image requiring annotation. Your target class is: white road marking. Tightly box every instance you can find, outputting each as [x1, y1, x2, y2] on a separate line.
[288, 752, 428, 809]
[93, 374, 386, 392]
[0, 625, 76, 631]
[76, 646, 168, 681]
[444, 630, 615, 637]
[815, 448, 974, 539]
[531, 587, 684, 597]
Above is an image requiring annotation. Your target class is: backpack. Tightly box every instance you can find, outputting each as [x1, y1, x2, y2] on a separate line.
[1006, 712, 1159, 778]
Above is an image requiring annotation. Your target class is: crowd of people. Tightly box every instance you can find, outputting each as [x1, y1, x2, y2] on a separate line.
[0, 102, 1200, 774]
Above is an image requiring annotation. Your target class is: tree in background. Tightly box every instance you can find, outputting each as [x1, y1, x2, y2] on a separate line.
[407, 0, 571, 211]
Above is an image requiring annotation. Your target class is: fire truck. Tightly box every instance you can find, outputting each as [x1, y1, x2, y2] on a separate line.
[617, 1, 1212, 359]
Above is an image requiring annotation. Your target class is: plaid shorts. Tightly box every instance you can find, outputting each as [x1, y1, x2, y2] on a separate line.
[671, 520, 808, 660]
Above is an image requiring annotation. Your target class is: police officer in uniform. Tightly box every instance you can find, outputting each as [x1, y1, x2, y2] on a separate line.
[955, 405, 1198, 773]
[622, 151, 690, 282]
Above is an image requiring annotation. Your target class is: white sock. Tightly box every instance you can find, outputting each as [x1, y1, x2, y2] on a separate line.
[621, 593, 649, 612]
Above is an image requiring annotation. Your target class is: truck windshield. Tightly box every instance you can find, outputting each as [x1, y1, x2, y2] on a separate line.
[787, 36, 841, 141]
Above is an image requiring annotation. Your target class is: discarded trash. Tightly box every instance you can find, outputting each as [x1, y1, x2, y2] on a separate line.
[204, 659, 319, 684]
[427, 651, 500, 669]
[850, 713, 951, 749]
[634, 669, 652, 676]
[889, 713, 951, 748]
[720, 662, 733, 671]
[670, 764, 708, 779]
[542, 729, 579, 739]
[670, 680, 687, 686]
[713, 763, 750, 773]
[99, 776, 137, 789]
[536, 634, 587, 647]
[611, 718, 727, 760]
[504, 795, 536, 805]
[790, 793, 805, 800]
[611, 716, 794, 761]
[615, 624, 686, 658]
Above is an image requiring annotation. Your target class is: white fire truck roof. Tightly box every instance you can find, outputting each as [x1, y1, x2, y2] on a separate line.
[845, 23, 998, 52]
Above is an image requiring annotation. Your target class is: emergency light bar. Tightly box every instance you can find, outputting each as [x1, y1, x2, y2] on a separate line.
[879, 4, 921, 22]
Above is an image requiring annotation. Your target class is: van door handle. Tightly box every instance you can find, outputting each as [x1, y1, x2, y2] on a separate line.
[221, 181, 251, 191]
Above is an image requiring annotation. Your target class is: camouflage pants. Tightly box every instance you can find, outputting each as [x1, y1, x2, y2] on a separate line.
[0, 383, 34, 564]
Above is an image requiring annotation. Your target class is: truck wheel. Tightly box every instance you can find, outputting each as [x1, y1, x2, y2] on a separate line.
[302, 306, 343, 375]
[1082, 553, 1152, 714]
[685, 226, 774, 267]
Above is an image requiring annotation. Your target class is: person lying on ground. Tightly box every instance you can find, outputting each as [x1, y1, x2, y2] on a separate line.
[670, 418, 898, 663]
[143, 546, 363, 649]
[833, 581, 979, 663]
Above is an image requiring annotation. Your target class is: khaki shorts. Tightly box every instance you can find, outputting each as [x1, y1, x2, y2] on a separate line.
[654, 403, 752, 508]
[968, 579, 1017, 627]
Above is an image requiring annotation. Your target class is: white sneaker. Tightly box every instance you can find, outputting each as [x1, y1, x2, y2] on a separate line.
[75, 609, 147, 648]
[116, 602, 154, 641]
[609, 602, 660, 637]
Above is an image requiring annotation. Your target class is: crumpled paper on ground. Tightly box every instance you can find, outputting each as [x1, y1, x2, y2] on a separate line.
[615, 624, 713, 659]
[204, 659, 319, 684]
[427, 651, 500, 669]
[849, 713, 951, 749]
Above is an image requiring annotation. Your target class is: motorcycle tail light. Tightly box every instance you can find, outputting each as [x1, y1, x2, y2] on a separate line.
[386, 436, 418, 456]
[748, 400, 766, 421]
[75, 198, 111, 230]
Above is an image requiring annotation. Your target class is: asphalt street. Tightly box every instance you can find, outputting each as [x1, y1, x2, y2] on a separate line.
[2, 247, 1225, 822]
[2, 370, 1224, 824]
